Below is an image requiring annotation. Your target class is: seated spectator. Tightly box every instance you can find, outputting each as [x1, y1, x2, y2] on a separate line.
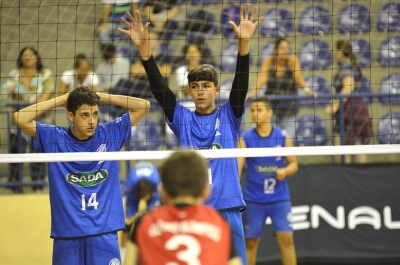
[142, 0, 180, 39]
[96, 44, 131, 92]
[2, 46, 55, 192]
[59, 54, 99, 95]
[97, 0, 140, 45]
[130, 31, 173, 94]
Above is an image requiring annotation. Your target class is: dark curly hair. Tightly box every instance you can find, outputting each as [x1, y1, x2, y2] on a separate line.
[67, 86, 100, 114]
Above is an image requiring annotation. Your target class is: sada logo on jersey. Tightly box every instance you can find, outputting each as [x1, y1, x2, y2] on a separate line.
[66, 170, 109, 187]
[256, 164, 278, 175]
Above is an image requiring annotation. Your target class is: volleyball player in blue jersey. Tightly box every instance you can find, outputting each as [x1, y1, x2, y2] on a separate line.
[118, 5, 263, 264]
[238, 98, 299, 265]
[12, 86, 150, 265]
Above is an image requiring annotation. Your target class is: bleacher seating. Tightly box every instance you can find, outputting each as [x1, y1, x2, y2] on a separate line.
[377, 112, 400, 144]
[338, 4, 371, 34]
[298, 39, 332, 70]
[127, 119, 163, 151]
[185, 10, 217, 39]
[295, 114, 328, 146]
[376, 2, 400, 32]
[258, 42, 275, 66]
[378, 37, 400, 67]
[298, 6, 331, 35]
[221, 7, 240, 38]
[115, 45, 139, 63]
[219, 78, 234, 102]
[379, 73, 400, 105]
[260, 8, 293, 37]
[220, 42, 253, 72]
[191, 0, 222, 4]
[298, 75, 331, 107]
[350, 38, 372, 68]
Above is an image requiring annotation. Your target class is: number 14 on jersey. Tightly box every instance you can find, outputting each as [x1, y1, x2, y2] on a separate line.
[81, 193, 99, 210]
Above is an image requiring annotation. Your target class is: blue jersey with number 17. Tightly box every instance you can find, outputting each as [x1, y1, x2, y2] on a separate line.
[242, 126, 289, 203]
[32, 114, 131, 238]
[167, 100, 245, 210]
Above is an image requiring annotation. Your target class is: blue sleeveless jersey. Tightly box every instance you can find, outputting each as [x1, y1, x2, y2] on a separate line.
[242, 126, 290, 203]
[123, 162, 160, 217]
[167, 100, 245, 210]
[32, 113, 131, 238]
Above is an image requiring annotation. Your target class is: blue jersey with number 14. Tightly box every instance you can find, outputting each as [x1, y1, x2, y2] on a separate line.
[242, 126, 289, 203]
[32, 114, 131, 238]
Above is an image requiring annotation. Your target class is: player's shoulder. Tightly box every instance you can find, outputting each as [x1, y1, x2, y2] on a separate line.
[242, 127, 256, 139]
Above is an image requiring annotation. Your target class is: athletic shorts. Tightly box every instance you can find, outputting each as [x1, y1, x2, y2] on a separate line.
[220, 209, 247, 265]
[53, 232, 121, 265]
[242, 200, 293, 238]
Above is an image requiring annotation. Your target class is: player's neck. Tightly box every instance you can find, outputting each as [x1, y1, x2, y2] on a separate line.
[166, 196, 204, 205]
[256, 122, 272, 137]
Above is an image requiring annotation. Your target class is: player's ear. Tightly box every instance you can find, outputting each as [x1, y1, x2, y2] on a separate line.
[159, 184, 167, 203]
[201, 184, 212, 200]
[67, 111, 74, 122]
[215, 85, 220, 95]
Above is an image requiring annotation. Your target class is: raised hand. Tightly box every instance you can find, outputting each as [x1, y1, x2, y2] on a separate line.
[229, 4, 263, 42]
[118, 11, 150, 49]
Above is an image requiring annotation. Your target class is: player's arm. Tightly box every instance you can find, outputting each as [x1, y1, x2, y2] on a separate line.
[246, 56, 272, 100]
[124, 241, 139, 265]
[290, 55, 316, 98]
[118, 11, 177, 122]
[12, 93, 70, 138]
[97, 93, 150, 126]
[326, 76, 354, 115]
[228, 4, 263, 118]
[237, 137, 247, 179]
[276, 135, 298, 181]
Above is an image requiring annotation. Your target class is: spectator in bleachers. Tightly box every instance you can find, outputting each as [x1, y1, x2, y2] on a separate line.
[96, 44, 131, 122]
[96, 44, 130, 92]
[142, 0, 180, 40]
[130, 31, 173, 93]
[246, 37, 315, 140]
[173, 44, 203, 103]
[97, 0, 140, 45]
[2, 46, 55, 192]
[326, 40, 372, 164]
[59, 54, 99, 96]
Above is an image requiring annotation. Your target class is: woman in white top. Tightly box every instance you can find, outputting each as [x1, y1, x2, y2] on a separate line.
[59, 54, 99, 95]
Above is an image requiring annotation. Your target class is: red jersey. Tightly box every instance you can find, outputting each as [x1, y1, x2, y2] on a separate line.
[131, 204, 235, 265]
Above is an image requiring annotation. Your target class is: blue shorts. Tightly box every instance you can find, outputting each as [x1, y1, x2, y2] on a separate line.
[220, 209, 247, 265]
[53, 232, 121, 265]
[242, 201, 293, 238]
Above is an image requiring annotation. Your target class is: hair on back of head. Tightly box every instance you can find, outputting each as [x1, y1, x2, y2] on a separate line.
[134, 178, 154, 199]
[160, 150, 208, 198]
[336, 40, 363, 78]
[101, 44, 116, 61]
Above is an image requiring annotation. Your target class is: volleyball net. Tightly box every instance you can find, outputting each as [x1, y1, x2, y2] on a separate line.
[1, 0, 400, 171]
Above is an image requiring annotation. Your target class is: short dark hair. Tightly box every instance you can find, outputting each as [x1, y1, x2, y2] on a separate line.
[160, 150, 208, 198]
[134, 178, 153, 199]
[187, 64, 218, 86]
[251, 97, 272, 110]
[101, 44, 116, 61]
[74, 53, 89, 68]
[17, 46, 44, 71]
[67, 86, 100, 114]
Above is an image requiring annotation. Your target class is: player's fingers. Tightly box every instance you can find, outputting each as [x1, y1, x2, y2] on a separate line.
[143, 22, 151, 31]
[253, 16, 264, 28]
[239, 5, 243, 21]
[134, 10, 142, 24]
[244, 4, 249, 20]
[126, 11, 135, 23]
[121, 17, 131, 29]
[249, 7, 258, 21]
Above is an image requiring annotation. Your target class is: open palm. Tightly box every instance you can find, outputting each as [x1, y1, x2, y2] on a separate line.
[118, 11, 149, 47]
[229, 4, 263, 41]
